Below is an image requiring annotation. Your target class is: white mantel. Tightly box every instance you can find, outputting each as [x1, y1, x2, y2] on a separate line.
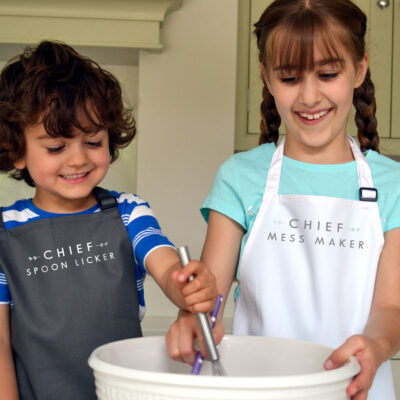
[0, 0, 183, 49]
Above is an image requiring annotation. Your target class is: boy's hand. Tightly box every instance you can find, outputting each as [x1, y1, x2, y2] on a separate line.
[171, 260, 218, 313]
[324, 334, 383, 399]
[145, 247, 217, 312]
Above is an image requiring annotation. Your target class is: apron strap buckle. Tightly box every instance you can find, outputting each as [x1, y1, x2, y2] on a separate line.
[359, 187, 378, 202]
[94, 187, 118, 210]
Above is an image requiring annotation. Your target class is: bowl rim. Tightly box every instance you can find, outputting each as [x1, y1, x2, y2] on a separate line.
[88, 335, 360, 389]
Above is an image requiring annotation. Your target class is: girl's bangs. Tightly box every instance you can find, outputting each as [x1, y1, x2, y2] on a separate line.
[267, 17, 345, 73]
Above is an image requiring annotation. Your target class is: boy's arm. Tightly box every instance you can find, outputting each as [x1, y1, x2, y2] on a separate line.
[166, 210, 244, 364]
[0, 305, 19, 400]
[145, 246, 217, 313]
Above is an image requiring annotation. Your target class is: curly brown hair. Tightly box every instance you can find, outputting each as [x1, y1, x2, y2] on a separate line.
[254, 0, 378, 153]
[0, 40, 136, 187]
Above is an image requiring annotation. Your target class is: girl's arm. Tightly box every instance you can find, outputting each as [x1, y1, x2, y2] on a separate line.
[201, 210, 244, 318]
[145, 246, 218, 314]
[325, 227, 400, 400]
[0, 305, 19, 400]
[166, 210, 244, 364]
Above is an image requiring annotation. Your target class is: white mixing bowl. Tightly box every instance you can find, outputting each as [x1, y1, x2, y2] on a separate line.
[88, 335, 360, 400]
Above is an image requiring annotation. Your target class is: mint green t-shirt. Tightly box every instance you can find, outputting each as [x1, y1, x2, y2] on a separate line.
[201, 142, 400, 262]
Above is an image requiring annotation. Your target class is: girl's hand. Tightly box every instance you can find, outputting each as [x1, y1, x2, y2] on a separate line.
[171, 260, 218, 313]
[324, 334, 384, 399]
[166, 309, 225, 364]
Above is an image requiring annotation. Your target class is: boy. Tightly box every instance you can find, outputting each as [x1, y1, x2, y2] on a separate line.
[0, 41, 217, 400]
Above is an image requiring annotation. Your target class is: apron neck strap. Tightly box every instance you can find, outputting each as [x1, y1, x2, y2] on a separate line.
[94, 187, 118, 211]
[265, 136, 376, 199]
[0, 208, 4, 231]
[347, 136, 378, 201]
[265, 138, 285, 194]
[347, 136, 376, 189]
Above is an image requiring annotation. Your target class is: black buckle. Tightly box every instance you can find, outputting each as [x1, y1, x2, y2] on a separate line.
[359, 187, 378, 202]
[94, 187, 118, 210]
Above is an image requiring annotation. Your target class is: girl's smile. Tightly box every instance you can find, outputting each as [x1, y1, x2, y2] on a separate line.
[295, 108, 332, 124]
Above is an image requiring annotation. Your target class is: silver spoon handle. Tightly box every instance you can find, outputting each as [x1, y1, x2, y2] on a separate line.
[176, 246, 219, 362]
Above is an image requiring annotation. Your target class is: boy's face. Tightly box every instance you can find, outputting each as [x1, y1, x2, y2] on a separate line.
[14, 122, 111, 213]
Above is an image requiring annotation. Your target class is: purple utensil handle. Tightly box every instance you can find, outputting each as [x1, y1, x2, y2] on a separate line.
[210, 294, 223, 323]
[191, 352, 203, 375]
[191, 294, 223, 375]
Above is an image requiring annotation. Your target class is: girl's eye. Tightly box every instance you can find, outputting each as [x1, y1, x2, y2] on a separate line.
[281, 76, 300, 85]
[86, 141, 103, 147]
[319, 73, 338, 81]
[47, 146, 64, 154]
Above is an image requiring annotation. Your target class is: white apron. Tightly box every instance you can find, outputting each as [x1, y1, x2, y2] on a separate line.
[232, 137, 395, 399]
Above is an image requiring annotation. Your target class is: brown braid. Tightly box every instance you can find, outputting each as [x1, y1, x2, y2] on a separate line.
[259, 81, 281, 145]
[353, 68, 379, 152]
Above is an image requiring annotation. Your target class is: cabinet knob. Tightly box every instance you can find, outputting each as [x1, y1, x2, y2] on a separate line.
[377, 0, 390, 9]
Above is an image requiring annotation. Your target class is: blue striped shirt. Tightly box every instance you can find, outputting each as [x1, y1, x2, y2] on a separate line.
[0, 190, 174, 320]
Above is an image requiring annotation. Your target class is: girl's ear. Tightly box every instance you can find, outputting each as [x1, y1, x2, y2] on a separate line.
[354, 52, 369, 88]
[260, 62, 274, 95]
[14, 158, 26, 170]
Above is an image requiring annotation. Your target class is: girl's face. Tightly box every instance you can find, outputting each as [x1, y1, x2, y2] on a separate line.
[261, 43, 368, 163]
[14, 123, 111, 213]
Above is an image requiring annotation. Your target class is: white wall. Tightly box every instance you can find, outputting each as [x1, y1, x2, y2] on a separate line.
[138, 0, 238, 319]
[101, 64, 138, 193]
[0, 0, 239, 325]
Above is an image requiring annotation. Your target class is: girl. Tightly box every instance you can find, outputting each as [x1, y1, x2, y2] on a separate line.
[166, 1, 400, 399]
[0, 41, 217, 400]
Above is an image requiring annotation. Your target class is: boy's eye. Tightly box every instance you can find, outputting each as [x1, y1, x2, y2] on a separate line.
[86, 141, 103, 147]
[46, 145, 64, 154]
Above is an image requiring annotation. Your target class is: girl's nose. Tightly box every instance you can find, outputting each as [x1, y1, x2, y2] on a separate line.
[299, 76, 321, 108]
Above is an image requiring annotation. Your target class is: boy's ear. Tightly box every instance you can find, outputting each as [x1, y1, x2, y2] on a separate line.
[354, 52, 369, 88]
[14, 158, 26, 170]
[260, 62, 274, 95]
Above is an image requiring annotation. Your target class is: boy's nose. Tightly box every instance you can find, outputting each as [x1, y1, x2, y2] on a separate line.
[66, 146, 88, 167]
[299, 77, 322, 108]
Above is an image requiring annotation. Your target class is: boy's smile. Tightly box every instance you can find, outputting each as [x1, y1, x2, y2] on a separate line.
[14, 123, 111, 213]
[60, 171, 92, 182]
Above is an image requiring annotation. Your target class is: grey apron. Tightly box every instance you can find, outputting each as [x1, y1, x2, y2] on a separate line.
[0, 187, 142, 400]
